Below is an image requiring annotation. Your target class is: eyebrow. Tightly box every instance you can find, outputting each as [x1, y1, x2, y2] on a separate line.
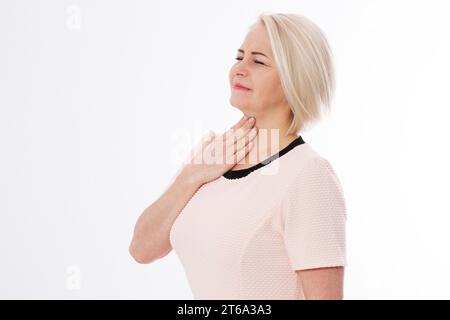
[237, 49, 269, 58]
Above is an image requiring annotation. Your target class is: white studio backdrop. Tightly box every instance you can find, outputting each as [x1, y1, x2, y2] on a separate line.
[1, 0, 450, 299]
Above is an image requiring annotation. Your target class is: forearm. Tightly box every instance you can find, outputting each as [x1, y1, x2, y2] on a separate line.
[297, 267, 345, 300]
[129, 169, 203, 263]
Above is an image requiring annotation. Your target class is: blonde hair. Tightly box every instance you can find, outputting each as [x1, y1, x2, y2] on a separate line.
[253, 12, 335, 134]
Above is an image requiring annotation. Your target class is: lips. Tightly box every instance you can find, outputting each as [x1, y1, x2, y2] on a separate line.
[233, 83, 251, 90]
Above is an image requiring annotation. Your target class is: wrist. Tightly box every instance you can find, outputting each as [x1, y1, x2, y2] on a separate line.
[178, 166, 204, 189]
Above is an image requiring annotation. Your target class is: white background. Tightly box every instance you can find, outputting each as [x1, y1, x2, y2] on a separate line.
[1, 0, 450, 299]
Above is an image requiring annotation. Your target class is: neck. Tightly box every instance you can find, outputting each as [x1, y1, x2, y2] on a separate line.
[238, 111, 298, 167]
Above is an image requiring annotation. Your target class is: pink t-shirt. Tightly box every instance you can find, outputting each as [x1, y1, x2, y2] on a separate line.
[170, 136, 347, 299]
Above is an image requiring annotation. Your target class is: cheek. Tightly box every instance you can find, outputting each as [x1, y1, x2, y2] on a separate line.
[255, 75, 284, 100]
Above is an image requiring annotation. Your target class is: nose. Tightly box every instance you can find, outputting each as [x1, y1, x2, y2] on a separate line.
[236, 69, 246, 76]
[234, 60, 249, 77]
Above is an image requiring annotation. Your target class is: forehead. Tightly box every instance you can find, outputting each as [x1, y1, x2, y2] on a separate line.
[239, 23, 272, 57]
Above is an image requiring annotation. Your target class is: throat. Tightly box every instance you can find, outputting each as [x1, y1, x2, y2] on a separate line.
[232, 134, 299, 170]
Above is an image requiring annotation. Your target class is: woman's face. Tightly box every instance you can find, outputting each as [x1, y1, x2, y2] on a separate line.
[229, 22, 288, 116]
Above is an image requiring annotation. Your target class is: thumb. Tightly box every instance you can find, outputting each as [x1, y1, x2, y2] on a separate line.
[189, 130, 216, 165]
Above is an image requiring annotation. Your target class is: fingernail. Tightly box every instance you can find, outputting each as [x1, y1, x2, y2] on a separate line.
[248, 117, 255, 123]
[243, 115, 249, 120]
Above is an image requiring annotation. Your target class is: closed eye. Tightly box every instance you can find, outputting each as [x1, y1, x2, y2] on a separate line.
[235, 57, 265, 65]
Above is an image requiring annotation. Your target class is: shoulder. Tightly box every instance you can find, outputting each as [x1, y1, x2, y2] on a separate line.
[283, 145, 346, 205]
[288, 143, 340, 185]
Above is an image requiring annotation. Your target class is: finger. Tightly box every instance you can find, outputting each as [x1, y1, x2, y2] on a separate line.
[233, 126, 257, 156]
[224, 126, 258, 165]
[234, 136, 256, 165]
[228, 119, 256, 146]
[229, 114, 247, 130]
[229, 114, 250, 131]
[202, 130, 216, 144]
[190, 131, 216, 165]
[217, 116, 255, 164]
[223, 117, 255, 148]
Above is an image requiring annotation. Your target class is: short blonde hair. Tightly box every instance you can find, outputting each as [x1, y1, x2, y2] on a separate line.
[254, 12, 335, 134]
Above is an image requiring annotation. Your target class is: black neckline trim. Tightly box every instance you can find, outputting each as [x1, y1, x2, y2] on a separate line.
[222, 135, 305, 180]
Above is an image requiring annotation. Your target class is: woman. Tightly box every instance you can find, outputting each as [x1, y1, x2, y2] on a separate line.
[129, 12, 347, 300]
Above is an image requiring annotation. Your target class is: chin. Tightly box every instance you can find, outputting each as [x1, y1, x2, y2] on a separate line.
[229, 97, 252, 112]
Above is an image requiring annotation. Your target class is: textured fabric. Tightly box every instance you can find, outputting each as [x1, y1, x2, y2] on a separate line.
[169, 142, 347, 299]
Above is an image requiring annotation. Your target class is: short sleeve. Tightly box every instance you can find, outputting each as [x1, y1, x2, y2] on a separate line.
[281, 157, 347, 271]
